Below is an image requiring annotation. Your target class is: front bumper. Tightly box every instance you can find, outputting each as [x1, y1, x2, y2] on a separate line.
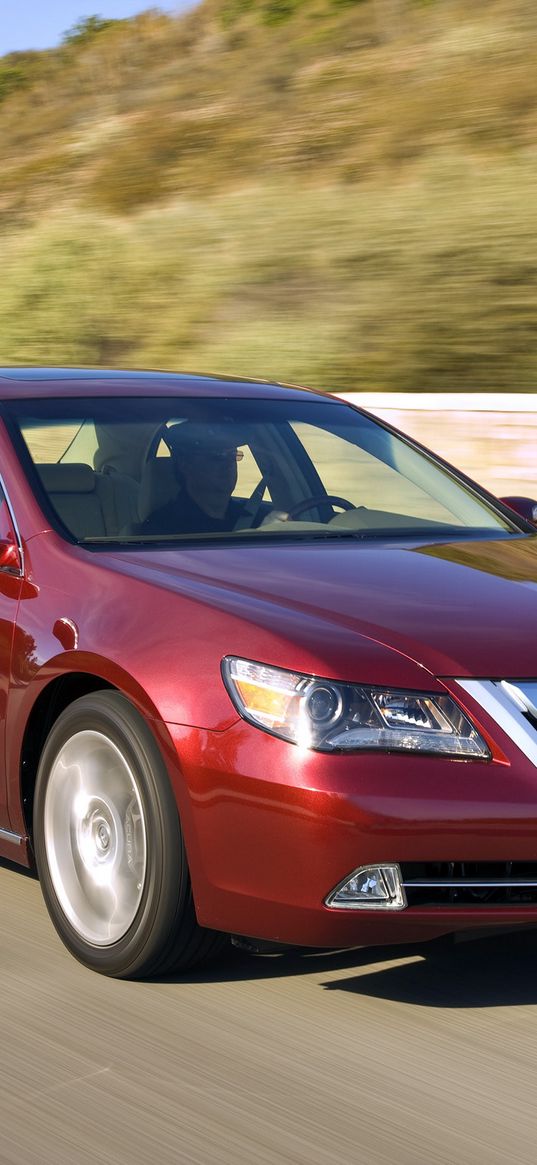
[165, 685, 537, 949]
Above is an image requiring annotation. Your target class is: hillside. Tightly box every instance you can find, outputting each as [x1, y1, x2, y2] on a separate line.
[1, 0, 537, 390]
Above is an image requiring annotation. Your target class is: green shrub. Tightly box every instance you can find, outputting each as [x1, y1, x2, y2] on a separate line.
[61, 15, 116, 46]
[1, 0, 537, 395]
[2, 167, 537, 391]
[0, 61, 28, 103]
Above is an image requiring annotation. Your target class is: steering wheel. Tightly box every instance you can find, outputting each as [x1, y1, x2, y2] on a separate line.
[286, 494, 356, 520]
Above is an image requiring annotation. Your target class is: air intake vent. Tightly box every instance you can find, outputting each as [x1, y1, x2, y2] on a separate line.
[400, 862, 537, 907]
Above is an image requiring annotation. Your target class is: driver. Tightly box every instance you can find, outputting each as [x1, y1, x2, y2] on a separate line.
[136, 421, 245, 536]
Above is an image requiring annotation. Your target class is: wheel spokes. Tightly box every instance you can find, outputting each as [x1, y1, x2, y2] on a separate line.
[44, 730, 147, 946]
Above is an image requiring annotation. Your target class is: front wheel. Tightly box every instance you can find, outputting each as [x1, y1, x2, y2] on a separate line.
[33, 691, 223, 978]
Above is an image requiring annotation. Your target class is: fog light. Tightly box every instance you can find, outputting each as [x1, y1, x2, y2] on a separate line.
[326, 864, 406, 910]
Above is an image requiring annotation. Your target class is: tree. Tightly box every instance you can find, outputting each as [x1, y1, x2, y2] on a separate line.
[62, 15, 115, 47]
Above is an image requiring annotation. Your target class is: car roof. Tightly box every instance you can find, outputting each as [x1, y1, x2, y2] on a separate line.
[0, 367, 330, 403]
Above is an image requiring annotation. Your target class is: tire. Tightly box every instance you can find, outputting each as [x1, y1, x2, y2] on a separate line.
[33, 691, 223, 978]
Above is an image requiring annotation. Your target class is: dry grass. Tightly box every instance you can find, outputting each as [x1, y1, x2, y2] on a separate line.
[2, 165, 537, 391]
[2, 0, 537, 207]
[1, 0, 537, 391]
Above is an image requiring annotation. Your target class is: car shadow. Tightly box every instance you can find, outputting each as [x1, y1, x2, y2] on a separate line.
[158, 940, 414, 987]
[7, 852, 535, 1005]
[166, 928, 537, 1007]
[320, 927, 537, 1008]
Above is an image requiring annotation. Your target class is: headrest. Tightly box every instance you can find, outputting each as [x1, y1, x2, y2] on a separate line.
[93, 421, 156, 478]
[37, 463, 96, 494]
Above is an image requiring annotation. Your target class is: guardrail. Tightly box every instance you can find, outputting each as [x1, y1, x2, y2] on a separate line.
[337, 393, 537, 499]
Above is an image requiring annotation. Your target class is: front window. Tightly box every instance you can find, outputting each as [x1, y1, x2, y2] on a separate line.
[4, 396, 518, 546]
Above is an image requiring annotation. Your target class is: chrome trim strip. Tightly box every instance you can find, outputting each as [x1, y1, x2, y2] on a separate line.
[403, 880, 537, 888]
[0, 471, 24, 578]
[456, 679, 537, 768]
[502, 681, 537, 720]
[0, 827, 25, 846]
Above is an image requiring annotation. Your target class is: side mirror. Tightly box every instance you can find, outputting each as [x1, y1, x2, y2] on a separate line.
[0, 538, 23, 575]
[500, 496, 537, 525]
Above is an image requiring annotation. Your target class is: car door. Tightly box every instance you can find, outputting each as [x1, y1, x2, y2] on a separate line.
[0, 478, 24, 831]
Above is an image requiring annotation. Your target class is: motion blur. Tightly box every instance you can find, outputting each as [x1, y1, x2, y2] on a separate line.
[0, 0, 536, 393]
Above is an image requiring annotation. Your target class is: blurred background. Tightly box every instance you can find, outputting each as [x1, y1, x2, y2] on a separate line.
[2, 13, 537, 1165]
[0, 0, 536, 490]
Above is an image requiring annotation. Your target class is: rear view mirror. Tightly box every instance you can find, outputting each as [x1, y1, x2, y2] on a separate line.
[0, 538, 22, 575]
[500, 496, 537, 525]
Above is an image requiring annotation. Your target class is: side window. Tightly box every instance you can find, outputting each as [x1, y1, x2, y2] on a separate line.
[21, 422, 85, 465]
[291, 422, 462, 523]
[235, 445, 264, 498]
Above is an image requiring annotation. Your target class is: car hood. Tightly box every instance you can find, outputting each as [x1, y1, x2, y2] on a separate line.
[101, 534, 537, 680]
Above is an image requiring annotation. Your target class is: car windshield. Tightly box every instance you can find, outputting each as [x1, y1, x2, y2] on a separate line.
[5, 395, 518, 546]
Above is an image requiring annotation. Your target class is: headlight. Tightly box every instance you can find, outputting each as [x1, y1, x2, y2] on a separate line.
[222, 657, 490, 758]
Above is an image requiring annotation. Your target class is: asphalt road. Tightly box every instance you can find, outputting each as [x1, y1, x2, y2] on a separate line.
[2, 859, 537, 1165]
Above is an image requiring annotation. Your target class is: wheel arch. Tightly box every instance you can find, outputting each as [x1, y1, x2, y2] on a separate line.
[20, 672, 115, 839]
[15, 669, 201, 915]
[30, 684, 223, 975]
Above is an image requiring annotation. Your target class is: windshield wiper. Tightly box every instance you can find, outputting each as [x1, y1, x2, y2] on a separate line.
[77, 525, 521, 548]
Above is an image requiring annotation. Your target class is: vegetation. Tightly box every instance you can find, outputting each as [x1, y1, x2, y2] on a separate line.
[61, 16, 118, 48]
[0, 0, 536, 390]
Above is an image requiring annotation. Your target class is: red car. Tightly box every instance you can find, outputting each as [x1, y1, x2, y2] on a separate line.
[1, 367, 537, 979]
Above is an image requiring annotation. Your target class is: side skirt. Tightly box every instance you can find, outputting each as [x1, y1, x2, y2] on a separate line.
[0, 827, 31, 867]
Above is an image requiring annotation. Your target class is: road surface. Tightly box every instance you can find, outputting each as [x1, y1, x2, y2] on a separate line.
[1, 858, 537, 1165]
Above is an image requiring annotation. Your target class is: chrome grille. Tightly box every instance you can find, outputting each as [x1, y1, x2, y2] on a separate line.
[401, 862, 537, 907]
